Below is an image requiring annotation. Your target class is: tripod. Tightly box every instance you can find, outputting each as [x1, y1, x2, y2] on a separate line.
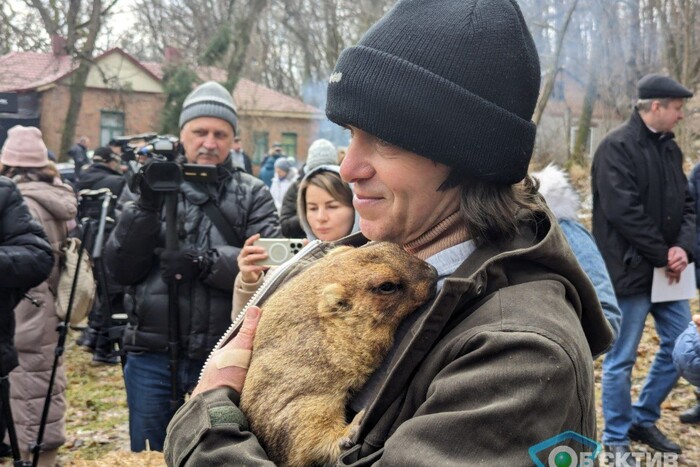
[1, 367, 29, 467]
[87, 191, 126, 372]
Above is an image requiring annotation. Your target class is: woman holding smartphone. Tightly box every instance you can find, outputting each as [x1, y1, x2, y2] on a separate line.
[232, 165, 359, 316]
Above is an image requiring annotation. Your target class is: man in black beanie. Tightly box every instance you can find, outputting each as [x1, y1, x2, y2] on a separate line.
[593, 74, 694, 461]
[165, 1, 613, 465]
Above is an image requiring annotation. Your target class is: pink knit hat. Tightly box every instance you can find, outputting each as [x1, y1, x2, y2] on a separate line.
[0, 125, 49, 167]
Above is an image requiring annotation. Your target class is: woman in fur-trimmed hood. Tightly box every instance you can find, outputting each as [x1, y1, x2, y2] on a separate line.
[0, 125, 77, 466]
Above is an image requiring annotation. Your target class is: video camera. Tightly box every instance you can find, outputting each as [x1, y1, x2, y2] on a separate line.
[109, 133, 217, 192]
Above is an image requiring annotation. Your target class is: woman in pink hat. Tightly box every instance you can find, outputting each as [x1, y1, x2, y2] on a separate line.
[0, 125, 77, 466]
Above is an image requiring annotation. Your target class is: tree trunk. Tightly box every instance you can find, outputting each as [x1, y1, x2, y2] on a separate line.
[225, 0, 269, 91]
[532, 0, 578, 126]
[59, 63, 92, 159]
[569, 71, 597, 167]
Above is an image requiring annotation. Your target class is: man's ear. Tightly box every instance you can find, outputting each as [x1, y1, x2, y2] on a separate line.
[320, 283, 349, 314]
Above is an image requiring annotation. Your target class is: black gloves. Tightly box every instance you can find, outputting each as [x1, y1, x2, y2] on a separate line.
[159, 249, 211, 282]
[131, 166, 163, 212]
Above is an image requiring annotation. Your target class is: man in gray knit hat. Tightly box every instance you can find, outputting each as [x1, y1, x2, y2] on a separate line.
[105, 81, 280, 453]
[166, 2, 612, 465]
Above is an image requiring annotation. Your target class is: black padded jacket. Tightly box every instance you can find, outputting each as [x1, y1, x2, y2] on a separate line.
[104, 159, 281, 360]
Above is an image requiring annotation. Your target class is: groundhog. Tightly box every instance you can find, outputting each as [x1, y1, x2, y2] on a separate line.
[240, 242, 437, 467]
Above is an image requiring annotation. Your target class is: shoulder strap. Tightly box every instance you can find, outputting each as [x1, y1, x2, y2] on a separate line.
[201, 198, 244, 248]
[180, 181, 245, 248]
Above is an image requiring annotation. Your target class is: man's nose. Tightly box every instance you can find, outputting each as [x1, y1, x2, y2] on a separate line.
[340, 146, 372, 183]
[203, 134, 217, 147]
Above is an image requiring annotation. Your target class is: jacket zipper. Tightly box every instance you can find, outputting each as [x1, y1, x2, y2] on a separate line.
[198, 239, 323, 383]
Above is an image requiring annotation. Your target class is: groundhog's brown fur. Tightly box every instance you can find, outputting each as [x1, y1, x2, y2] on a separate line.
[240, 242, 437, 467]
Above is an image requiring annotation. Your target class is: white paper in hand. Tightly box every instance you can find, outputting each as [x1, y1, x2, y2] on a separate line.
[651, 263, 696, 303]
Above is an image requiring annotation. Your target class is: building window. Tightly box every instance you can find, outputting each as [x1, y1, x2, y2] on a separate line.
[281, 133, 297, 159]
[100, 111, 124, 146]
[253, 131, 269, 164]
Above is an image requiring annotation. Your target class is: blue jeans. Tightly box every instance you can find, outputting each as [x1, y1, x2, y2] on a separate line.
[124, 352, 205, 452]
[601, 294, 690, 445]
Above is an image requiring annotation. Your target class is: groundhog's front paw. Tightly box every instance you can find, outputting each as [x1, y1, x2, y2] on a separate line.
[339, 409, 366, 449]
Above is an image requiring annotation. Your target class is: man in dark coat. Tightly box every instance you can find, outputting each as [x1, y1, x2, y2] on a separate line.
[592, 73, 695, 460]
[75, 147, 126, 198]
[104, 81, 281, 453]
[75, 147, 127, 365]
[67, 136, 90, 179]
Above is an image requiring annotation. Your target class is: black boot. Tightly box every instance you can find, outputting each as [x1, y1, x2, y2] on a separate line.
[75, 326, 97, 352]
[679, 388, 700, 424]
[627, 423, 682, 454]
[91, 333, 119, 366]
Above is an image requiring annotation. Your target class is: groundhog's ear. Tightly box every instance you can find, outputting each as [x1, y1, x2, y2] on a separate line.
[325, 246, 353, 259]
[320, 283, 349, 314]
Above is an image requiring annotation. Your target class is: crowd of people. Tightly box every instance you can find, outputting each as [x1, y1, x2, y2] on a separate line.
[1, 0, 700, 465]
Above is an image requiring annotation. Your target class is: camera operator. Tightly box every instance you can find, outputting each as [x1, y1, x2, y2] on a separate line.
[75, 147, 127, 365]
[0, 174, 54, 459]
[75, 147, 125, 198]
[104, 81, 281, 452]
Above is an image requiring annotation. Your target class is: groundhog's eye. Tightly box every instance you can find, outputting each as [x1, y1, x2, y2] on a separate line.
[374, 282, 401, 294]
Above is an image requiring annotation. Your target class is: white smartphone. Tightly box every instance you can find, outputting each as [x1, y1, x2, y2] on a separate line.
[253, 238, 306, 266]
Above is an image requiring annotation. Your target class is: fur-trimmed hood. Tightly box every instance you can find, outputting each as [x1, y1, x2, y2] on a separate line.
[531, 164, 580, 221]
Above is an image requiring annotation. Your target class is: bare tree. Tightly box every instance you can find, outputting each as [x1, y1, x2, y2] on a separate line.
[533, 0, 578, 126]
[23, 0, 117, 157]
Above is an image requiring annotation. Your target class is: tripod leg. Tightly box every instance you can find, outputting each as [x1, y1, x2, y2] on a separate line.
[0, 375, 29, 466]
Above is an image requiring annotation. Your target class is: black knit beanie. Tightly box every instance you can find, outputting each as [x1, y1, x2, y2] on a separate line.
[326, 0, 540, 184]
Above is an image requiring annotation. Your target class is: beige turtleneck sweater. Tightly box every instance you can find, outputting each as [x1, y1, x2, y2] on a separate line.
[402, 211, 470, 260]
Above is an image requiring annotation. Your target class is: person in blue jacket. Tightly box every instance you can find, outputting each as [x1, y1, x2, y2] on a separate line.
[257, 143, 284, 187]
[532, 164, 621, 344]
[673, 315, 700, 417]
[681, 160, 700, 423]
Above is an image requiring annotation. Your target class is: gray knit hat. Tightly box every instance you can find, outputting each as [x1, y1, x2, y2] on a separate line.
[179, 81, 238, 133]
[326, 0, 540, 184]
[305, 139, 338, 172]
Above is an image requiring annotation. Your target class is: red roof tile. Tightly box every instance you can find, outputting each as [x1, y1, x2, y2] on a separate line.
[0, 51, 75, 92]
[0, 48, 162, 92]
[143, 61, 321, 115]
[0, 49, 322, 115]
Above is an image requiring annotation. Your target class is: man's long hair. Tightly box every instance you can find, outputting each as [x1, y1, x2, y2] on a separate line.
[440, 171, 543, 247]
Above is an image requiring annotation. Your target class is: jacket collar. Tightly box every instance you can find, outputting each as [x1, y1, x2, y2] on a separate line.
[631, 108, 676, 146]
[88, 163, 121, 176]
[354, 209, 613, 438]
